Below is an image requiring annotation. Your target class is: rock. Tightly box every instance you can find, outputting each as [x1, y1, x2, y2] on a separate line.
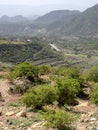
[31, 121, 45, 128]
[73, 101, 91, 113]
[84, 118, 89, 122]
[20, 123, 25, 127]
[1, 126, 8, 130]
[90, 117, 96, 121]
[81, 114, 87, 119]
[75, 102, 89, 107]
[0, 122, 3, 126]
[16, 110, 27, 117]
[27, 128, 32, 130]
[77, 126, 86, 130]
[6, 111, 16, 116]
[87, 112, 94, 117]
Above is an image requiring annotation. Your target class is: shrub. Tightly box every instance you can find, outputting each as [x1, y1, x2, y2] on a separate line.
[57, 67, 80, 79]
[84, 66, 98, 82]
[38, 65, 52, 75]
[90, 84, 98, 105]
[41, 109, 76, 130]
[56, 78, 80, 105]
[22, 85, 58, 109]
[13, 62, 38, 79]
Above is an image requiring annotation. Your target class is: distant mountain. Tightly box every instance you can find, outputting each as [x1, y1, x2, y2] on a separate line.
[35, 10, 80, 25]
[34, 4, 98, 36]
[66, 3, 98, 35]
[0, 4, 98, 36]
[0, 15, 28, 23]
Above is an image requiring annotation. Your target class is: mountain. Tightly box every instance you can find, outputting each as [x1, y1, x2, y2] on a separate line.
[35, 10, 80, 25]
[34, 4, 98, 36]
[0, 15, 28, 23]
[0, 4, 98, 36]
[67, 4, 98, 35]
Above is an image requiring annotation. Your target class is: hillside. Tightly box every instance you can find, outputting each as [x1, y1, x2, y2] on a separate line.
[0, 37, 66, 66]
[0, 63, 98, 130]
[64, 4, 98, 36]
[35, 10, 80, 25]
[1, 36, 98, 69]
[0, 4, 98, 36]
[34, 3, 98, 36]
[0, 15, 28, 23]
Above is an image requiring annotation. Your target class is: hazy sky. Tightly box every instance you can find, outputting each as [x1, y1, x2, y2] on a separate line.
[0, 0, 98, 10]
[0, 0, 97, 16]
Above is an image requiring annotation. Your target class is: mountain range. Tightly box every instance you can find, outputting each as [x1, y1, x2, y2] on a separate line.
[0, 4, 98, 36]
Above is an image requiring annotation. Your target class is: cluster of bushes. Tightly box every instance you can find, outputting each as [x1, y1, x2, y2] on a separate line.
[9, 62, 83, 129]
[7, 62, 52, 94]
[15, 63, 98, 107]
[15, 63, 82, 108]
[8, 62, 98, 129]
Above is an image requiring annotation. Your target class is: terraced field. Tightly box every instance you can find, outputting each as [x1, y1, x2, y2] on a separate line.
[0, 37, 98, 69]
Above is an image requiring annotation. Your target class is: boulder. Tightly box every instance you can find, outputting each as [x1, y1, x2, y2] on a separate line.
[6, 111, 16, 116]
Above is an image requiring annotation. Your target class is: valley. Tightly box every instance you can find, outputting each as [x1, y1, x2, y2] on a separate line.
[0, 2, 98, 130]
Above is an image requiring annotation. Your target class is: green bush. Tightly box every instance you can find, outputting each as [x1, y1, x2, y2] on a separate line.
[41, 109, 76, 130]
[38, 65, 52, 75]
[22, 85, 58, 109]
[84, 66, 98, 82]
[56, 78, 80, 105]
[90, 84, 98, 105]
[57, 67, 80, 79]
[13, 62, 38, 79]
